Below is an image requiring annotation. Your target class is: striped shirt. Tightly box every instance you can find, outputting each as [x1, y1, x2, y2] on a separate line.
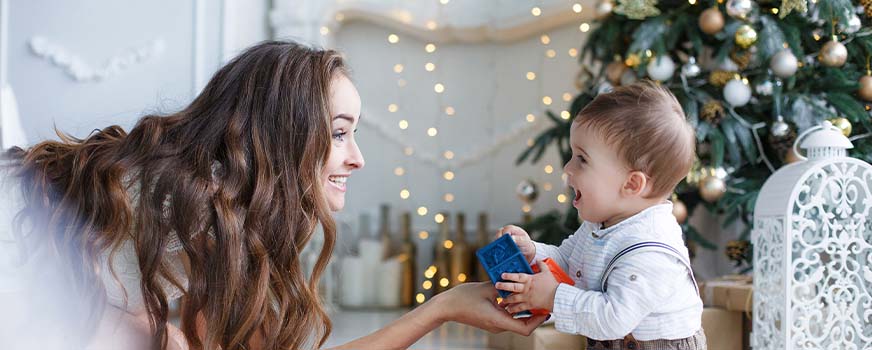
[533, 202, 702, 341]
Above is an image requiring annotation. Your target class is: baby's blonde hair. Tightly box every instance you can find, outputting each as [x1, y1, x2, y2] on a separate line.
[575, 80, 695, 198]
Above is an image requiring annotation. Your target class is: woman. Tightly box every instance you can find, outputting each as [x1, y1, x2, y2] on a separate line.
[1, 41, 546, 349]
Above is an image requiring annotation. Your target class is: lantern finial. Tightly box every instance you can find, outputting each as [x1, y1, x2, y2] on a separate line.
[792, 121, 853, 161]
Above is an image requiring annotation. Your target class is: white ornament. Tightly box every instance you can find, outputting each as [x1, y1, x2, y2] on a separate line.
[719, 58, 740, 71]
[724, 78, 752, 107]
[770, 49, 798, 78]
[752, 121, 870, 349]
[646, 55, 675, 81]
[844, 14, 862, 34]
[597, 81, 614, 95]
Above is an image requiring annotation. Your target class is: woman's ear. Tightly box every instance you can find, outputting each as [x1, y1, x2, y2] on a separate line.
[621, 171, 650, 197]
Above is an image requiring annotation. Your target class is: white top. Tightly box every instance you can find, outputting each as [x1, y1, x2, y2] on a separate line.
[533, 202, 703, 341]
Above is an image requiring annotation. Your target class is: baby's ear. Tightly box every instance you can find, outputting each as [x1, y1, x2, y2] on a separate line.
[621, 171, 650, 197]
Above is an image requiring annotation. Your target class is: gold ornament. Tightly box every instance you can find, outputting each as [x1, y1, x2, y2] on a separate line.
[699, 7, 725, 35]
[699, 175, 726, 203]
[859, 75, 872, 102]
[672, 199, 688, 224]
[819, 39, 848, 67]
[829, 117, 852, 137]
[624, 53, 642, 68]
[862, 0, 872, 18]
[701, 100, 725, 124]
[708, 70, 738, 87]
[606, 60, 628, 85]
[734, 25, 758, 49]
[614, 0, 661, 20]
[779, 0, 808, 18]
[725, 240, 750, 264]
[730, 50, 753, 70]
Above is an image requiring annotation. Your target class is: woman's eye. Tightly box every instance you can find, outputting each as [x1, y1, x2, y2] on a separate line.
[332, 131, 348, 142]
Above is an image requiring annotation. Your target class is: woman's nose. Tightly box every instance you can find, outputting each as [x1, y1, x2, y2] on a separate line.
[346, 140, 365, 169]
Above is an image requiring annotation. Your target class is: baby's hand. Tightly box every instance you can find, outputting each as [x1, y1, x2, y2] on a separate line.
[495, 259, 560, 313]
[496, 225, 536, 263]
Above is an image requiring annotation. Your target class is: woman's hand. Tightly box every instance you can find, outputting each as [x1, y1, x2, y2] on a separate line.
[434, 282, 548, 335]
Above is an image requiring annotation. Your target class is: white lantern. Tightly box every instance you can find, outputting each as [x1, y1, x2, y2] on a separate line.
[752, 121, 872, 349]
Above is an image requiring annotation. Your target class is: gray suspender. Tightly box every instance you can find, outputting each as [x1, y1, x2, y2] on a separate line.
[600, 241, 699, 295]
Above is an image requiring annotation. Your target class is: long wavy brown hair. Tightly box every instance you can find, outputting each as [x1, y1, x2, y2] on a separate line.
[4, 41, 343, 349]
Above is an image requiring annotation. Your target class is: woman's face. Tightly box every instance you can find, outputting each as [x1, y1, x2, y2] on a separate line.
[322, 74, 365, 212]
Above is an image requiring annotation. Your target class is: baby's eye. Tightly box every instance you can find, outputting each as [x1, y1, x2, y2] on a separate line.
[577, 155, 587, 164]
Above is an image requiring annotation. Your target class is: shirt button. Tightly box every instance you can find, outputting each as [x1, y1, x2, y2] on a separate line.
[576, 270, 582, 278]
[629, 274, 637, 281]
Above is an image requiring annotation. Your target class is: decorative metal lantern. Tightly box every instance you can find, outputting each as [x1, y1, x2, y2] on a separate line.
[752, 121, 872, 349]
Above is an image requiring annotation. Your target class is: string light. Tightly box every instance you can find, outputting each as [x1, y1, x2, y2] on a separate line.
[434, 213, 445, 223]
[416, 293, 426, 304]
[439, 278, 450, 287]
[540, 35, 551, 45]
[557, 194, 568, 203]
[568, 48, 579, 57]
[563, 92, 573, 101]
[388, 34, 399, 44]
[400, 189, 410, 199]
[544, 165, 554, 174]
[522, 204, 532, 213]
[419, 230, 429, 240]
[427, 127, 438, 136]
[443, 171, 455, 180]
[398, 120, 409, 129]
[531, 7, 542, 16]
[457, 273, 467, 282]
[434, 83, 445, 93]
[561, 110, 571, 119]
[573, 3, 583, 12]
[527, 138, 534, 146]
[443, 240, 454, 249]
[320, 26, 330, 35]
[393, 64, 404, 73]
[443, 151, 454, 159]
[425, 43, 437, 53]
[404, 147, 414, 155]
[543, 182, 553, 191]
[398, 79, 407, 87]
[388, 104, 398, 112]
[688, 0, 696, 3]
[335, 13, 345, 22]
[771, 8, 778, 14]
[423, 280, 433, 290]
[417, 206, 428, 216]
[426, 21, 438, 30]
[526, 72, 536, 80]
[542, 96, 553, 105]
[526, 114, 536, 122]
[579, 23, 590, 32]
[439, 0, 450, 4]
[444, 106, 455, 115]
[425, 62, 436, 72]
[546, 49, 557, 58]
[425, 266, 437, 278]
[394, 167, 405, 176]
[443, 193, 455, 202]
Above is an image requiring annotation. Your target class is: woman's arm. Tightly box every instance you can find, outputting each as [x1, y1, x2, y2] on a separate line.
[330, 282, 547, 350]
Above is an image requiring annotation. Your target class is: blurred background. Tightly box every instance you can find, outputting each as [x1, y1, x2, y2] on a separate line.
[0, 0, 751, 348]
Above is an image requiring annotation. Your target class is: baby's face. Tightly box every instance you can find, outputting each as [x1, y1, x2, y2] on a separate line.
[563, 122, 633, 226]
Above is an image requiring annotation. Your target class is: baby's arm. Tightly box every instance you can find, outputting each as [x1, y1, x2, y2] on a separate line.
[548, 252, 686, 340]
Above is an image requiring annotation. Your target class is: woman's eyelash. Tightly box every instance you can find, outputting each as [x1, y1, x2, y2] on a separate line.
[332, 131, 348, 141]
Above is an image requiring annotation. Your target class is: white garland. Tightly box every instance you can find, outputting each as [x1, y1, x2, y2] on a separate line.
[359, 115, 546, 170]
[29, 36, 165, 82]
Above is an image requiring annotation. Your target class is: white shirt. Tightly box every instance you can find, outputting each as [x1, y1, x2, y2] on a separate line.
[533, 202, 703, 341]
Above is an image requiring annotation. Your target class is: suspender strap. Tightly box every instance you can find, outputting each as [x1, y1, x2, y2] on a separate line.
[600, 241, 699, 295]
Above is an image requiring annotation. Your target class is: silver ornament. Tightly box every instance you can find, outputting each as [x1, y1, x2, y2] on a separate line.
[516, 179, 539, 204]
[724, 78, 752, 107]
[646, 55, 676, 81]
[755, 80, 773, 96]
[770, 116, 790, 138]
[681, 57, 701, 78]
[597, 81, 614, 95]
[844, 14, 862, 34]
[620, 69, 637, 86]
[725, 0, 753, 19]
[770, 49, 798, 78]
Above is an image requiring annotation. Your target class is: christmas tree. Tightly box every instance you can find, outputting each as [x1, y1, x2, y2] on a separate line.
[518, 0, 872, 271]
